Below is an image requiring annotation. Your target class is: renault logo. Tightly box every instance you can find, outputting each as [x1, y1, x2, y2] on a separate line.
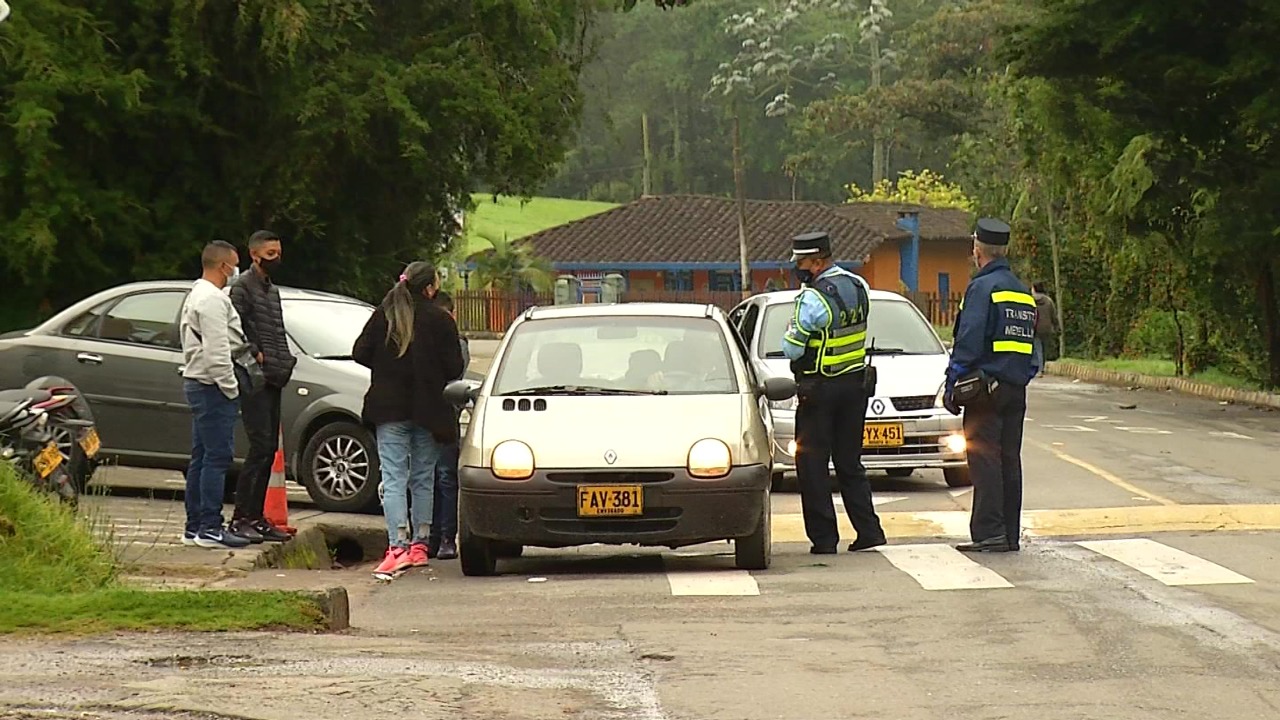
[870, 399, 886, 415]
[604, 450, 617, 465]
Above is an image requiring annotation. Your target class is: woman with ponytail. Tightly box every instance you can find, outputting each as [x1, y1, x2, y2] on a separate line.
[353, 261, 465, 577]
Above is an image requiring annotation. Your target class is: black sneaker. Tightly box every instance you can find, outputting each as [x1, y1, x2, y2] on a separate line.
[228, 519, 265, 544]
[252, 519, 293, 543]
[194, 527, 251, 549]
[435, 538, 458, 560]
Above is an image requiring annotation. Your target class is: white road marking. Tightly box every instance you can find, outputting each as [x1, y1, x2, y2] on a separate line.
[1071, 415, 1123, 424]
[666, 570, 760, 596]
[948, 487, 973, 498]
[1210, 431, 1254, 440]
[905, 511, 972, 538]
[1043, 424, 1097, 432]
[1116, 426, 1173, 435]
[1076, 539, 1254, 586]
[835, 495, 908, 507]
[874, 544, 1013, 591]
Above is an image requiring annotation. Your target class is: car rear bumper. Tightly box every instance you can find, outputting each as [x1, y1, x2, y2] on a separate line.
[459, 464, 770, 549]
[771, 411, 967, 473]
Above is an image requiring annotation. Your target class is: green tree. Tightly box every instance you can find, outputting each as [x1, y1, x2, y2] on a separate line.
[467, 231, 554, 293]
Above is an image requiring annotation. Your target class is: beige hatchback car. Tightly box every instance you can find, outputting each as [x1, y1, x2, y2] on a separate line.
[444, 303, 797, 576]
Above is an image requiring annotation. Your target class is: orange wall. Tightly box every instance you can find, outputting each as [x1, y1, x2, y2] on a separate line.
[863, 239, 971, 295]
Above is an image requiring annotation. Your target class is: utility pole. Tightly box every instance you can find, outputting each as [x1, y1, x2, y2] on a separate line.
[641, 112, 653, 196]
[732, 113, 750, 300]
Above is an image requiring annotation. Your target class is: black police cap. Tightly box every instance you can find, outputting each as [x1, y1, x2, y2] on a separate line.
[790, 231, 831, 261]
[974, 218, 1011, 246]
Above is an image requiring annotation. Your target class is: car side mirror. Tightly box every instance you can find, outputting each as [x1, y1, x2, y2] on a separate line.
[760, 376, 797, 403]
[444, 379, 479, 407]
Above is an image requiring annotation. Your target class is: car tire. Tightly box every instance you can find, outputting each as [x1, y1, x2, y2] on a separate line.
[734, 488, 771, 571]
[944, 466, 972, 488]
[459, 521, 498, 577]
[886, 467, 915, 478]
[299, 421, 381, 513]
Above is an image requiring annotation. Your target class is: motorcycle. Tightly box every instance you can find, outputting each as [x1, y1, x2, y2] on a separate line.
[0, 388, 82, 505]
[22, 378, 101, 492]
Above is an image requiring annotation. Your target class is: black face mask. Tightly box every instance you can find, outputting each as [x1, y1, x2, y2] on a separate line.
[258, 256, 281, 274]
[793, 267, 813, 285]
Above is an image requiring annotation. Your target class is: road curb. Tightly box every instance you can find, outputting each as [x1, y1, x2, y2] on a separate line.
[1045, 360, 1280, 410]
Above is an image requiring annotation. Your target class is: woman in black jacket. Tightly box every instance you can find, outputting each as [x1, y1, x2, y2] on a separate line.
[352, 261, 465, 578]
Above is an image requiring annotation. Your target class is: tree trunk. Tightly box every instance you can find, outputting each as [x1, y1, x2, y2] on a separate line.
[1259, 260, 1280, 390]
[641, 111, 652, 196]
[1044, 189, 1066, 359]
[732, 112, 751, 300]
[869, 32, 886, 185]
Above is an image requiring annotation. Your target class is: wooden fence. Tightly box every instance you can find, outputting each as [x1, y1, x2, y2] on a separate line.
[905, 291, 965, 328]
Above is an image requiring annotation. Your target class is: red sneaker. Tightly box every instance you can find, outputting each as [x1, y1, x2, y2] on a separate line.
[373, 546, 411, 577]
[407, 542, 430, 568]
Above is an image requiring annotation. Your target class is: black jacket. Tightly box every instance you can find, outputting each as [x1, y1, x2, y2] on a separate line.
[229, 268, 297, 388]
[352, 298, 465, 442]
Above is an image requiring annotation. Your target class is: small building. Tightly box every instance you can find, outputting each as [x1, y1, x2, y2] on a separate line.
[831, 202, 975, 300]
[523, 195, 881, 300]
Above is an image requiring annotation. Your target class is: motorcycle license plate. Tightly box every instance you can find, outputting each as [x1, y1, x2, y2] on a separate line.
[79, 427, 100, 458]
[33, 442, 63, 479]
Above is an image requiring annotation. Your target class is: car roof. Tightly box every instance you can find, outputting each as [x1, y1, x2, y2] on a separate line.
[522, 302, 724, 320]
[751, 288, 912, 306]
[91, 279, 365, 304]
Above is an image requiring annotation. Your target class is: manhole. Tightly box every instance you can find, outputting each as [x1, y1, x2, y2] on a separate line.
[330, 537, 365, 566]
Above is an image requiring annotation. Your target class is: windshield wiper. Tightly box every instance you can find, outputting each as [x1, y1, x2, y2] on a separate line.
[866, 346, 907, 355]
[764, 350, 787, 358]
[504, 384, 668, 396]
[313, 354, 354, 360]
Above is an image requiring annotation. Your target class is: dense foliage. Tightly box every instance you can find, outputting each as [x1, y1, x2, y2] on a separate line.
[0, 0, 597, 327]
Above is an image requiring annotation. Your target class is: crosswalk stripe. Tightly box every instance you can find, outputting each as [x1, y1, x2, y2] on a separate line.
[874, 544, 1014, 591]
[666, 570, 760, 597]
[1076, 539, 1254, 586]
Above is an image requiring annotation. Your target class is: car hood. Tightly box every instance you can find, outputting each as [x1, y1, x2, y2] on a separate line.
[474, 394, 756, 469]
[759, 352, 949, 397]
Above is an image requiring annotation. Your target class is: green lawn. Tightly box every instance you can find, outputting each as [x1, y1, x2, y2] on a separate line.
[1059, 356, 1259, 391]
[0, 463, 328, 634]
[460, 194, 618, 257]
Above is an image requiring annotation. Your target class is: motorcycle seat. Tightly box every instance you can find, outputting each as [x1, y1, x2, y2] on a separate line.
[0, 388, 53, 405]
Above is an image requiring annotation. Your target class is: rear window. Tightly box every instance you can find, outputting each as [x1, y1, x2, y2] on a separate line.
[492, 316, 739, 395]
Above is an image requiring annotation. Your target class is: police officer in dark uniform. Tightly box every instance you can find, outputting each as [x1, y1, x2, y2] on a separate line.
[781, 231, 887, 555]
[944, 218, 1039, 552]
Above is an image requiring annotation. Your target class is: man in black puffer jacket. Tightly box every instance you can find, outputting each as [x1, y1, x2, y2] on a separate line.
[227, 230, 297, 543]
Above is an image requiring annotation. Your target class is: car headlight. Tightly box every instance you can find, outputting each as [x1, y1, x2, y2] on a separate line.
[934, 383, 946, 408]
[770, 396, 797, 412]
[942, 433, 967, 454]
[687, 438, 731, 479]
[491, 440, 534, 480]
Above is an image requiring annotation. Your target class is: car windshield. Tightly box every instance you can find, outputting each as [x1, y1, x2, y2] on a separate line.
[758, 297, 944, 358]
[492, 315, 739, 396]
[283, 298, 374, 358]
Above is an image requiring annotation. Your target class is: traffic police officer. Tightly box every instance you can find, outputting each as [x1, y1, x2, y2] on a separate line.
[781, 231, 887, 555]
[944, 218, 1039, 553]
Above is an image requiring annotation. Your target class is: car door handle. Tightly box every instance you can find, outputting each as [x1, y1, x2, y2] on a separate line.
[76, 353, 103, 365]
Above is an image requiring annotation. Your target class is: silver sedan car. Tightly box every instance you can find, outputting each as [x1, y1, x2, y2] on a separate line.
[729, 289, 970, 488]
[444, 302, 796, 576]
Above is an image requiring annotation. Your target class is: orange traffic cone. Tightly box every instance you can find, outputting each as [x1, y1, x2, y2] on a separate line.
[263, 426, 297, 536]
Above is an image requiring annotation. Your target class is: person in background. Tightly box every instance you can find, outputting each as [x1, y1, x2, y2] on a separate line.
[427, 290, 469, 560]
[353, 262, 465, 577]
[1031, 282, 1060, 374]
[226, 230, 295, 543]
[179, 241, 251, 549]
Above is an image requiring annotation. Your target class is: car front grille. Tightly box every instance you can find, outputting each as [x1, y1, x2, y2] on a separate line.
[890, 395, 936, 412]
[864, 434, 944, 456]
[545, 471, 675, 486]
[540, 507, 681, 535]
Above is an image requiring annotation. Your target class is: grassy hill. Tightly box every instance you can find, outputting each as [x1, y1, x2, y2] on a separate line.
[459, 194, 617, 257]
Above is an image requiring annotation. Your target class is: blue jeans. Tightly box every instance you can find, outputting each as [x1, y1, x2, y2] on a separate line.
[376, 421, 441, 548]
[184, 380, 240, 534]
[431, 442, 460, 545]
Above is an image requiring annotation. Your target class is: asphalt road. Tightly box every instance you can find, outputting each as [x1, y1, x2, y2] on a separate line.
[7, 376, 1280, 719]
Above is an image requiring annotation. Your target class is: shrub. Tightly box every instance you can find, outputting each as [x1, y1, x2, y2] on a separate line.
[1123, 309, 1187, 360]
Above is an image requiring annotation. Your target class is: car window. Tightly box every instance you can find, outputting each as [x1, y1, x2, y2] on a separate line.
[282, 299, 374, 358]
[739, 304, 761, 347]
[492, 315, 739, 395]
[91, 291, 186, 348]
[758, 297, 944, 358]
[61, 299, 114, 337]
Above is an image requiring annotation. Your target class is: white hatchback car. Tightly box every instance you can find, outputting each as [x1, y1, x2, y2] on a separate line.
[444, 303, 796, 576]
[729, 289, 970, 488]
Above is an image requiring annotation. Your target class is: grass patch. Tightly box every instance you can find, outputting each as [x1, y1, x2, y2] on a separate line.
[462, 194, 617, 256]
[933, 325, 953, 343]
[0, 463, 328, 634]
[1059, 356, 1262, 391]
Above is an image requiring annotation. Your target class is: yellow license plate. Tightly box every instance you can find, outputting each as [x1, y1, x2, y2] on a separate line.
[79, 428, 100, 458]
[864, 423, 905, 448]
[33, 442, 63, 478]
[577, 485, 644, 517]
